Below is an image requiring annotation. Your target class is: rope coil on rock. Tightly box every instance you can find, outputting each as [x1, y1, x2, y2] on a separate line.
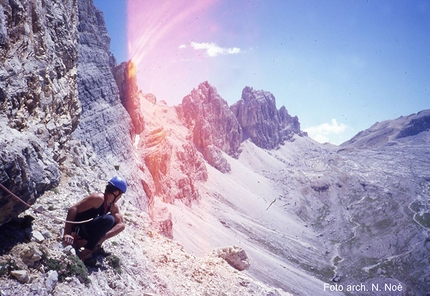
[0, 182, 93, 224]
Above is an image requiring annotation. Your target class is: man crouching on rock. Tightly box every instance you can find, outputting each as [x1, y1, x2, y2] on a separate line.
[62, 176, 127, 261]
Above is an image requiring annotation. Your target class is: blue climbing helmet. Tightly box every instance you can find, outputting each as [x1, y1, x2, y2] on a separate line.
[108, 176, 127, 194]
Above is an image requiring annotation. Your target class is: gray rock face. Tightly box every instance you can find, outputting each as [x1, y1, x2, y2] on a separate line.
[0, 0, 80, 144]
[0, 125, 60, 225]
[396, 109, 430, 139]
[0, 0, 77, 225]
[0, 0, 149, 224]
[231, 86, 306, 149]
[74, 0, 133, 156]
[113, 60, 144, 135]
[74, 0, 147, 210]
[179, 82, 242, 172]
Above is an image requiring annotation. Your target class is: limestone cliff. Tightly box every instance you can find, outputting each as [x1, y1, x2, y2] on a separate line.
[0, 0, 79, 225]
[0, 0, 148, 225]
[179, 81, 242, 172]
[113, 60, 144, 135]
[69, 0, 147, 210]
[0, 0, 80, 139]
[231, 86, 306, 149]
[138, 98, 208, 206]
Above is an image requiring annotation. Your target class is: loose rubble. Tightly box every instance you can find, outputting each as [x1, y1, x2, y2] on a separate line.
[0, 175, 291, 296]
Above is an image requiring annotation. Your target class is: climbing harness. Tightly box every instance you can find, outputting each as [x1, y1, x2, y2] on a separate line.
[0, 182, 93, 224]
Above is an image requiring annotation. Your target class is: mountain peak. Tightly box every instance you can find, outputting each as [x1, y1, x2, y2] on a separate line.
[231, 87, 306, 149]
[241, 86, 275, 105]
[179, 81, 242, 171]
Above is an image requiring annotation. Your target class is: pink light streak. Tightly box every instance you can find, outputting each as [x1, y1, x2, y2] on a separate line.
[127, 0, 220, 68]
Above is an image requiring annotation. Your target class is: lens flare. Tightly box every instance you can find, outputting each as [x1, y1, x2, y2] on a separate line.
[126, 0, 221, 103]
[127, 0, 219, 66]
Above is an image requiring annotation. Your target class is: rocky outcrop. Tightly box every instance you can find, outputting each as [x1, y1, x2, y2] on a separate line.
[140, 114, 208, 205]
[212, 246, 250, 271]
[0, 0, 149, 224]
[396, 109, 430, 139]
[179, 82, 242, 172]
[231, 86, 306, 149]
[0, 124, 61, 225]
[151, 202, 173, 239]
[74, 0, 133, 155]
[0, 0, 80, 143]
[0, 0, 78, 225]
[113, 60, 144, 135]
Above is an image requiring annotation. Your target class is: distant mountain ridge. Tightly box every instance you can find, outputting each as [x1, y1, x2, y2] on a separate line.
[178, 81, 307, 173]
[341, 109, 430, 148]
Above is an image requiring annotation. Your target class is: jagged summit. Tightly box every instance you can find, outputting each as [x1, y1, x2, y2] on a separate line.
[178, 82, 307, 171]
[179, 81, 242, 172]
[231, 86, 306, 149]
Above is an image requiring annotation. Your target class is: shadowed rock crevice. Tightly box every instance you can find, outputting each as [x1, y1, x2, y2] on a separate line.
[0, 215, 34, 255]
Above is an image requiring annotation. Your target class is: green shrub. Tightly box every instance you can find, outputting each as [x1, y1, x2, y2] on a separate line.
[41, 250, 90, 285]
[107, 255, 121, 274]
[0, 259, 18, 276]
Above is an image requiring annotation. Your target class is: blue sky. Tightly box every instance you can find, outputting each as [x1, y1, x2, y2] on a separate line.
[93, 0, 429, 145]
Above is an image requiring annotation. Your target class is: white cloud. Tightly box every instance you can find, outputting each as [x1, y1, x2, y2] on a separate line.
[183, 42, 241, 57]
[304, 119, 347, 144]
[178, 44, 187, 49]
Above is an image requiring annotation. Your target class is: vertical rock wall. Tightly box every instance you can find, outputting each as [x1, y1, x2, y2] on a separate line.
[231, 86, 306, 149]
[0, 0, 79, 225]
[73, 0, 147, 210]
[0, 0, 149, 225]
[0, 0, 80, 144]
[113, 60, 144, 135]
[179, 82, 242, 172]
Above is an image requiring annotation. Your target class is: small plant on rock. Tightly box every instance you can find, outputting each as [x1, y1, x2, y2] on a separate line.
[107, 255, 121, 274]
[41, 249, 90, 285]
[0, 259, 18, 276]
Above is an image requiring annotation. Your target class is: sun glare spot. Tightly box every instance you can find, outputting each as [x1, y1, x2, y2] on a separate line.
[127, 0, 220, 68]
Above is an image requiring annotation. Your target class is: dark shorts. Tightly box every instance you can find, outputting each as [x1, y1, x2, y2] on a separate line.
[74, 214, 115, 250]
